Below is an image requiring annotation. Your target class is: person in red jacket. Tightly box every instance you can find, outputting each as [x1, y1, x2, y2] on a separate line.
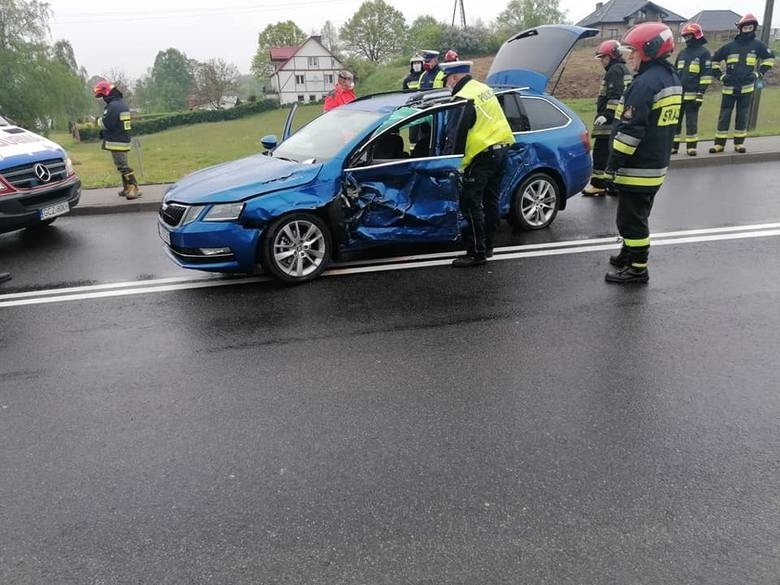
[323, 70, 356, 112]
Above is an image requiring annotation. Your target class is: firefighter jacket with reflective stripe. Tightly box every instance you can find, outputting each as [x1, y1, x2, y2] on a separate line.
[607, 60, 681, 192]
[98, 94, 132, 151]
[403, 71, 421, 90]
[447, 76, 515, 170]
[675, 38, 713, 101]
[418, 66, 446, 89]
[593, 59, 632, 136]
[711, 33, 775, 95]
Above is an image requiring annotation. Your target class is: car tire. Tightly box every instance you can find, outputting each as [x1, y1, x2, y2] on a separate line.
[511, 172, 560, 231]
[261, 212, 331, 284]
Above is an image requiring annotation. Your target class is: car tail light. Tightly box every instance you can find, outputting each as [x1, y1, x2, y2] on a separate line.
[581, 130, 591, 154]
[0, 176, 17, 196]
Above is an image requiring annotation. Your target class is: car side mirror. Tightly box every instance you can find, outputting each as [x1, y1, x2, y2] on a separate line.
[260, 134, 277, 153]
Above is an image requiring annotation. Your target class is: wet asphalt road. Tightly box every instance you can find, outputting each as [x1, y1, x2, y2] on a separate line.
[1, 163, 779, 584]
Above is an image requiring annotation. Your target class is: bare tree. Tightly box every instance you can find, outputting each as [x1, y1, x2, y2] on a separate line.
[193, 58, 241, 109]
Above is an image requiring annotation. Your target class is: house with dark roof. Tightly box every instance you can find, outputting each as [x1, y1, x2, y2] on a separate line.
[577, 0, 687, 39]
[687, 10, 743, 41]
[268, 36, 346, 105]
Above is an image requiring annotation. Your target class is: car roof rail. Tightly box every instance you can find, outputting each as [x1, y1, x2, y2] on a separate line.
[403, 89, 453, 107]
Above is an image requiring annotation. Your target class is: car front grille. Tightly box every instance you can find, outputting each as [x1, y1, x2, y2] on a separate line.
[159, 203, 187, 227]
[1, 158, 68, 189]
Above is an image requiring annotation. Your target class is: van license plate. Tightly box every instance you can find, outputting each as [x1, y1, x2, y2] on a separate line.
[39, 201, 70, 220]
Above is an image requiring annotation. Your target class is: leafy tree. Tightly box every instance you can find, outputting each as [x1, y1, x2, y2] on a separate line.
[0, 0, 91, 129]
[320, 20, 340, 55]
[340, 0, 407, 62]
[493, 0, 566, 38]
[192, 59, 241, 109]
[440, 21, 498, 57]
[145, 48, 194, 112]
[404, 15, 445, 56]
[251, 20, 306, 79]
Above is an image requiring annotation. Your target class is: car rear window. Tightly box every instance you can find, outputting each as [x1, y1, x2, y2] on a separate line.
[520, 97, 569, 131]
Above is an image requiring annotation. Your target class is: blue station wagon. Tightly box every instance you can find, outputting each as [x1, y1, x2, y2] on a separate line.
[158, 25, 597, 283]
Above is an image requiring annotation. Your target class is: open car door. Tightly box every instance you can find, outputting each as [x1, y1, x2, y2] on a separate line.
[342, 101, 466, 245]
[487, 24, 599, 92]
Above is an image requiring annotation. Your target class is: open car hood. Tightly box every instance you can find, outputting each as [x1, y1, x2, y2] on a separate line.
[486, 24, 599, 93]
[165, 154, 322, 205]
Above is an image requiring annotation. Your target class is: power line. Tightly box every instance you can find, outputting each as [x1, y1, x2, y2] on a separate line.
[451, 0, 466, 28]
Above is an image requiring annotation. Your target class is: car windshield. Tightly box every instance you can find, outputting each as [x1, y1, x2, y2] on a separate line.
[273, 108, 384, 163]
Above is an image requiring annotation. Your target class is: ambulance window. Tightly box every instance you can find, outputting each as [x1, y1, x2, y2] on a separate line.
[521, 97, 569, 131]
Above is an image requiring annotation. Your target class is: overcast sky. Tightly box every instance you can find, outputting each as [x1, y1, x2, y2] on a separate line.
[46, 0, 779, 79]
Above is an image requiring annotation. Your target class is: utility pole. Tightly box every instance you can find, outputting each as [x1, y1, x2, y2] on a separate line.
[451, 0, 466, 28]
[748, 0, 775, 130]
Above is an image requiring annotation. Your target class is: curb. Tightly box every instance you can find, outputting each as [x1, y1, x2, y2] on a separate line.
[70, 150, 780, 216]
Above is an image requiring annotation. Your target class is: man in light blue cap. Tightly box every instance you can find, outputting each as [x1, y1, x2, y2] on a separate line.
[440, 60, 515, 267]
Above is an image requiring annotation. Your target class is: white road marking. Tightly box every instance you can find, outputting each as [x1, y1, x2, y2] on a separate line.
[1, 222, 779, 309]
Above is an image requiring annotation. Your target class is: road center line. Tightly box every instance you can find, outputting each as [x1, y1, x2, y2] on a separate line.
[1, 223, 779, 308]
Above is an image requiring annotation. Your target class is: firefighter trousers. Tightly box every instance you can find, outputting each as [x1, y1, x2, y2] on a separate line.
[460, 147, 506, 258]
[615, 187, 658, 268]
[673, 101, 701, 151]
[590, 134, 611, 188]
[715, 92, 753, 147]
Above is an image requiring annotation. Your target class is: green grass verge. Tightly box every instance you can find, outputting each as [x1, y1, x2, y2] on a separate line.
[63, 87, 780, 190]
[565, 86, 780, 140]
[58, 105, 323, 189]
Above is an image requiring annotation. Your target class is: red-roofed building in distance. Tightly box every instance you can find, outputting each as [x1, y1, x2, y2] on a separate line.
[268, 36, 347, 105]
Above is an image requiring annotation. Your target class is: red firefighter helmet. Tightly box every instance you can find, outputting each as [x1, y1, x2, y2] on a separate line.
[622, 22, 675, 62]
[595, 39, 622, 59]
[444, 49, 459, 62]
[93, 80, 114, 98]
[736, 14, 759, 29]
[680, 23, 704, 40]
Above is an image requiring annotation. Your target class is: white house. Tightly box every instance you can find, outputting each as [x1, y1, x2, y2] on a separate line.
[268, 36, 345, 106]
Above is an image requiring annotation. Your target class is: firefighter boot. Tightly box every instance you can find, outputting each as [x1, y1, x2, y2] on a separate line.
[609, 247, 631, 268]
[734, 145, 747, 153]
[605, 266, 649, 284]
[124, 173, 142, 200]
[686, 148, 697, 156]
[708, 144, 724, 154]
[117, 175, 129, 197]
[671, 140, 679, 155]
[582, 184, 606, 196]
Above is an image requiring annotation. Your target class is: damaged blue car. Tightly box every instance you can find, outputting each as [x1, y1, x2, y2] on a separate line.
[158, 24, 597, 283]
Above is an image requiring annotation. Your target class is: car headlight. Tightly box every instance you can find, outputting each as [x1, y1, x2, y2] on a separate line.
[65, 157, 75, 176]
[204, 202, 244, 222]
[181, 205, 203, 225]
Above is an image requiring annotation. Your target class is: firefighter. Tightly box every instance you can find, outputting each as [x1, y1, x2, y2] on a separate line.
[94, 80, 140, 199]
[604, 22, 681, 284]
[582, 39, 632, 196]
[439, 61, 515, 267]
[444, 49, 459, 62]
[403, 55, 424, 90]
[418, 50, 446, 89]
[709, 14, 775, 153]
[672, 23, 712, 156]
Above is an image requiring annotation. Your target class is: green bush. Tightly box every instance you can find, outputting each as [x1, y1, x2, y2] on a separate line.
[78, 99, 279, 141]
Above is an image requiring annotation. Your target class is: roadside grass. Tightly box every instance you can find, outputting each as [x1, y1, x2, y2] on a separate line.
[56, 104, 323, 188]
[62, 87, 780, 189]
[566, 86, 780, 139]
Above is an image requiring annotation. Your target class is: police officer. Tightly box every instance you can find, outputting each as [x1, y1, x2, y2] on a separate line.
[440, 61, 515, 267]
[419, 50, 446, 89]
[605, 22, 681, 284]
[709, 14, 775, 153]
[403, 55, 424, 90]
[672, 23, 712, 156]
[93, 80, 141, 199]
[583, 39, 632, 196]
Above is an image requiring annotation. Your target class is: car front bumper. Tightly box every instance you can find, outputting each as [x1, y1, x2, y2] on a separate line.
[158, 218, 262, 274]
[0, 177, 81, 234]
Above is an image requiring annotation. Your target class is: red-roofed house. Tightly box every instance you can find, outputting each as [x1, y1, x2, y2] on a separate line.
[269, 36, 346, 105]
